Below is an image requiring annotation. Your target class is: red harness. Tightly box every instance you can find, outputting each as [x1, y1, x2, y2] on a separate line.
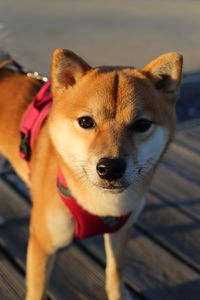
[19, 81, 130, 239]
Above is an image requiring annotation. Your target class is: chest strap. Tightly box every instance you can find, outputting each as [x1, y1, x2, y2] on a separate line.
[57, 169, 131, 239]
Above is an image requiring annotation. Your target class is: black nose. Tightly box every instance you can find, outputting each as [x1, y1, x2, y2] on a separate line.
[96, 157, 126, 181]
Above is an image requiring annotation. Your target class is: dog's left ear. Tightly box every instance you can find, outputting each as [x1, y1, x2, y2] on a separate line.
[51, 48, 91, 90]
[141, 52, 183, 102]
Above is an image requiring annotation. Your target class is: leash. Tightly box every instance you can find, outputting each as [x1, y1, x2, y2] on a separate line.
[0, 51, 48, 82]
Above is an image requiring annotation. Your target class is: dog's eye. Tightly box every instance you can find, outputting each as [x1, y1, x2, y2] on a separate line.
[78, 116, 96, 129]
[131, 118, 153, 133]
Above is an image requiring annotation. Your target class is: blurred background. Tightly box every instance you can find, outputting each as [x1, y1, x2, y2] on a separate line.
[0, 0, 200, 121]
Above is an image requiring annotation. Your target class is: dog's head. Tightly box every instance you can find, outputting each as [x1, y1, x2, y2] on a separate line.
[49, 49, 182, 193]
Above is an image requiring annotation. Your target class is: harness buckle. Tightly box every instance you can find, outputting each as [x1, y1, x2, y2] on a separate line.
[19, 131, 31, 161]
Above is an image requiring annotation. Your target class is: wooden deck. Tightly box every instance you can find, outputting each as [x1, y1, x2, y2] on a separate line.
[0, 119, 200, 300]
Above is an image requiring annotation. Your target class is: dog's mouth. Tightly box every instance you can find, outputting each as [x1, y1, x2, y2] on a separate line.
[83, 167, 130, 193]
[96, 183, 130, 193]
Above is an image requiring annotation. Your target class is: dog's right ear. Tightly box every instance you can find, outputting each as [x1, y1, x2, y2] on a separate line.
[141, 52, 183, 103]
[51, 49, 91, 91]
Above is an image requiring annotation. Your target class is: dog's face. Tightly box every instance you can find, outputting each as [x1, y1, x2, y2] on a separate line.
[49, 49, 182, 193]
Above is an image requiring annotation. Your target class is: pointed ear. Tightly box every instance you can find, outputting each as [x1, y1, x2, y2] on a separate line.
[141, 52, 183, 101]
[51, 48, 91, 90]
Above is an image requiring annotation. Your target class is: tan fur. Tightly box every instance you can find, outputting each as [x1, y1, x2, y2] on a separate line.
[0, 49, 183, 300]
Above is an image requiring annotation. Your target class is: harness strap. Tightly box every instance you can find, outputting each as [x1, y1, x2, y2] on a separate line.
[20, 81, 52, 161]
[57, 169, 131, 239]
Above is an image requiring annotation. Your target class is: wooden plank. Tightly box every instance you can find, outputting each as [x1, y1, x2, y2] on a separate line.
[50, 246, 107, 300]
[177, 119, 200, 132]
[162, 142, 200, 185]
[166, 141, 200, 170]
[0, 179, 140, 300]
[0, 180, 29, 268]
[177, 122, 200, 136]
[177, 129, 200, 144]
[81, 229, 200, 300]
[175, 135, 200, 155]
[186, 124, 200, 137]
[152, 164, 200, 221]
[139, 194, 200, 271]
[0, 249, 25, 300]
[175, 126, 200, 154]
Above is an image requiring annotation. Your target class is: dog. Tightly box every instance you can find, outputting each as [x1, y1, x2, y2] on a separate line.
[0, 49, 183, 300]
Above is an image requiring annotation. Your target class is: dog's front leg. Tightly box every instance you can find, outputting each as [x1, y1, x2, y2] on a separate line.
[104, 227, 133, 300]
[104, 199, 145, 300]
[26, 233, 56, 300]
[25, 198, 74, 300]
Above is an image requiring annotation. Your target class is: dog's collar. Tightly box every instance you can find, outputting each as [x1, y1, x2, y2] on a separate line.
[19, 81, 131, 239]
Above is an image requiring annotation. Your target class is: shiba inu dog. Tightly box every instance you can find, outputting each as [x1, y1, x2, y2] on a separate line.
[0, 49, 183, 300]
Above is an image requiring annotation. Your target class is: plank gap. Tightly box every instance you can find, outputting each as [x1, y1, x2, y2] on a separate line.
[0, 242, 25, 276]
[151, 188, 200, 224]
[134, 223, 200, 274]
